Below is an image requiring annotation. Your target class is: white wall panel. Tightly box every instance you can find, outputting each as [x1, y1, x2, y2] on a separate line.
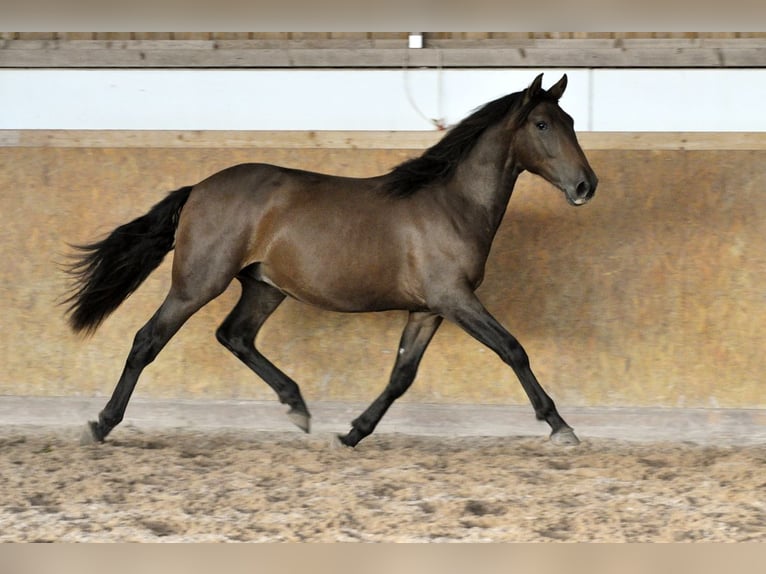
[591, 70, 766, 132]
[1, 68, 764, 131]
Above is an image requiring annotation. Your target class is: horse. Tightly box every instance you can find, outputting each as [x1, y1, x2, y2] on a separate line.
[64, 73, 597, 448]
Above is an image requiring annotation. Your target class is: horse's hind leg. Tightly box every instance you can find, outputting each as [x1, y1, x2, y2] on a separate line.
[84, 288, 214, 444]
[215, 267, 311, 432]
[338, 311, 442, 447]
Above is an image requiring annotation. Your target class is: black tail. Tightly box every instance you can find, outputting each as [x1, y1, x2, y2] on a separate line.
[63, 186, 194, 335]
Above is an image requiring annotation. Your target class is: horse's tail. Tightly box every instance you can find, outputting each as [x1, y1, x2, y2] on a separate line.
[63, 185, 194, 335]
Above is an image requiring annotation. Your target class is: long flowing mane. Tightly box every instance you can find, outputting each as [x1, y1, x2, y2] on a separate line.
[383, 90, 527, 198]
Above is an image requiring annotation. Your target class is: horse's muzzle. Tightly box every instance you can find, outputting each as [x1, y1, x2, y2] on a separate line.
[565, 174, 598, 206]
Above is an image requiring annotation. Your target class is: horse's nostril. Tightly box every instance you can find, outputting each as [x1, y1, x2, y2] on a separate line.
[568, 178, 595, 206]
[576, 181, 590, 198]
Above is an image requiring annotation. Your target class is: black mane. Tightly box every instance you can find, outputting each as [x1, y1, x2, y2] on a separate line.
[383, 90, 528, 198]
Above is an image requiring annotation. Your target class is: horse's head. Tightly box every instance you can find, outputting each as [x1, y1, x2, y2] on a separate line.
[511, 74, 598, 206]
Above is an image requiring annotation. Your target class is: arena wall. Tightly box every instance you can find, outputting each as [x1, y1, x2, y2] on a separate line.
[1, 131, 763, 409]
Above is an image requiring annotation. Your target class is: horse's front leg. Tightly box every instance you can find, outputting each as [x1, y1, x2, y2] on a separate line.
[438, 291, 579, 446]
[338, 311, 443, 447]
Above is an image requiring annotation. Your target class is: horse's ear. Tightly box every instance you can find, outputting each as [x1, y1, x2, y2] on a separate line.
[547, 74, 568, 100]
[524, 73, 544, 104]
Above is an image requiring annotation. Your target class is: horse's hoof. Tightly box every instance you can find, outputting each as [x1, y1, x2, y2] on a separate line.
[550, 427, 580, 446]
[287, 408, 311, 433]
[79, 421, 100, 446]
[331, 434, 355, 450]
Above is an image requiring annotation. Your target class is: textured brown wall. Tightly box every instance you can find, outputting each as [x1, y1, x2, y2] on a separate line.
[1, 135, 764, 409]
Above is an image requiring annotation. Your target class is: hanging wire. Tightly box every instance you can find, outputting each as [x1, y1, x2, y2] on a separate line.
[403, 48, 447, 130]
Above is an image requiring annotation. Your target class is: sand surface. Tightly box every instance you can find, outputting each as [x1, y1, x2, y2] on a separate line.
[1, 426, 763, 542]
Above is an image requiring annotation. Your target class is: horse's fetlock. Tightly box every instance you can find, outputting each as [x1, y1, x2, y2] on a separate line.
[100, 411, 123, 429]
[351, 416, 373, 435]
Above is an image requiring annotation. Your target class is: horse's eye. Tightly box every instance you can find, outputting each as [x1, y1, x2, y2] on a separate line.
[536, 121, 548, 131]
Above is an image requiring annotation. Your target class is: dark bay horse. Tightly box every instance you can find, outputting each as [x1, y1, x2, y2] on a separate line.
[65, 74, 597, 447]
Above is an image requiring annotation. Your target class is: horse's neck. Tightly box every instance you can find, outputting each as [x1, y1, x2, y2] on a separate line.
[450, 122, 520, 239]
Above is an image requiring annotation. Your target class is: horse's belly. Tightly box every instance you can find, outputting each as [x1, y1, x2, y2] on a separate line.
[257, 256, 423, 313]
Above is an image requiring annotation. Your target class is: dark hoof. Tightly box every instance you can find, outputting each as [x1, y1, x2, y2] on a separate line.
[330, 433, 359, 451]
[335, 431, 360, 449]
[79, 421, 104, 445]
[550, 427, 580, 446]
[287, 408, 311, 433]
